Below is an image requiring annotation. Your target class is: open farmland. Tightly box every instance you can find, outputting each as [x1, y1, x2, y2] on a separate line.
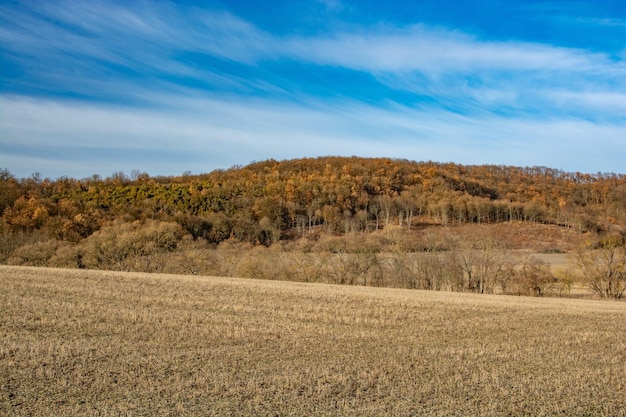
[1, 266, 625, 416]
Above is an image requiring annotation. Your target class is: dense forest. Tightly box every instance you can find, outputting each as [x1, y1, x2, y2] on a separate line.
[2, 157, 625, 297]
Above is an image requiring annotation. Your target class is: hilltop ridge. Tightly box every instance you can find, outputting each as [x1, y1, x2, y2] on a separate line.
[2, 157, 624, 247]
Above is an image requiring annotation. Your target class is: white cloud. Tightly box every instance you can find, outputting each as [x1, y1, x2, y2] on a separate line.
[2, 95, 625, 179]
[283, 27, 612, 74]
[3, 1, 623, 122]
[5, 3, 624, 77]
[544, 91, 626, 115]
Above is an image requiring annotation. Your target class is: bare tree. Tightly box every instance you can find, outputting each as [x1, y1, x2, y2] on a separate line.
[377, 195, 394, 228]
[457, 234, 513, 294]
[575, 237, 626, 299]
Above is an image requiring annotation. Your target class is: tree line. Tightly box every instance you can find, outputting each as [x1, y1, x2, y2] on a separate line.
[2, 157, 625, 247]
[1, 157, 625, 298]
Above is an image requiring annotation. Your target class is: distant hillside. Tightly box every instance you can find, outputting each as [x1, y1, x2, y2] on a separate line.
[3, 158, 625, 297]
[1, 157, 625, 249]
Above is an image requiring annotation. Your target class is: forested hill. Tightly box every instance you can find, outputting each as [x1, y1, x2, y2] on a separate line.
[1, 157, 625, 247]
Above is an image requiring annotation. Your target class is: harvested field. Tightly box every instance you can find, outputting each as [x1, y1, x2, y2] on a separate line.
[1, 266, 625, 416]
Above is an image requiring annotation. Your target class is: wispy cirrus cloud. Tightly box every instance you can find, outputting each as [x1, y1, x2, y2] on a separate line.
[285, 27, 612, 73]
[4, 4, 623, 79]
[3, 3, 623, 92]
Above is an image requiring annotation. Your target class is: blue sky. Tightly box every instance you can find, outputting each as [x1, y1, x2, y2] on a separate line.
[1, 0, 625, 179]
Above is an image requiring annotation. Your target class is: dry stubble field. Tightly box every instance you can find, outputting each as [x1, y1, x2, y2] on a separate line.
[1, 265, 625, 416]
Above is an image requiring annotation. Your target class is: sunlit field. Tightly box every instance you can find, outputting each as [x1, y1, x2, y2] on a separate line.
[1, 266, 625, 416]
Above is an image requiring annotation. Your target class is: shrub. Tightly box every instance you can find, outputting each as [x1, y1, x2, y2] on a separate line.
[81, 220, 188, 272]
[7, 239, 60, 266]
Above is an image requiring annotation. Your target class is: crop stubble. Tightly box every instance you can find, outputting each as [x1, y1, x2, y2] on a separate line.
[1, 265, 625, 416]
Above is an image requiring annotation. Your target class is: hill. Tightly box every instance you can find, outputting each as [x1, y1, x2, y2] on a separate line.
[2, 157, 625, 243]
[1, 157, 625, 297]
